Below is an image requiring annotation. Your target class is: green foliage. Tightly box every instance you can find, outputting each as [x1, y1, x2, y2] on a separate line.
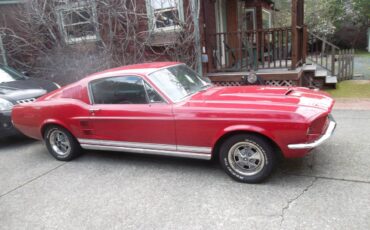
[273, 0, 369, 46]
[325, 80, 370, 98]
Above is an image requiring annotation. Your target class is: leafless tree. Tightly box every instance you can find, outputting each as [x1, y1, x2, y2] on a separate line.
[0, 0, 198, 85]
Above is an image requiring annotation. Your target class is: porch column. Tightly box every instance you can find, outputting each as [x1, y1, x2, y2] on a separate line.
[202, 0, 216, 73]
[291, 0, 298, 69]
[291, 0, 305, 69]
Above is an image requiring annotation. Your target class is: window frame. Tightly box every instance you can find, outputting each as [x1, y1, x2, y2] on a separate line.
[145, 0, 184, 32]
[244, 8, 256, 31]
[262, 8, 272, 29]
[88, 75, 167, 105]
[56, 0, 99, 44]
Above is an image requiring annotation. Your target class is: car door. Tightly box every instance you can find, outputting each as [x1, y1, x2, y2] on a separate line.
[87, 75, 176, 147]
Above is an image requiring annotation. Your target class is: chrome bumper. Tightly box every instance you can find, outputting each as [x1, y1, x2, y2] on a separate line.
[288, 117, 337, 150]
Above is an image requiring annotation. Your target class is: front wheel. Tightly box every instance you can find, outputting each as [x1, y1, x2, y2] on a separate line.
[219, 134, 276, 183]
[44, 125, 82, 161]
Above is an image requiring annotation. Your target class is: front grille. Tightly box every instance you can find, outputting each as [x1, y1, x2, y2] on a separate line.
[16, 98, 36, 104]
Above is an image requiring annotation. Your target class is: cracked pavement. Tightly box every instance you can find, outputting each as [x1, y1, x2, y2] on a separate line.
[0, 109, 369, 229]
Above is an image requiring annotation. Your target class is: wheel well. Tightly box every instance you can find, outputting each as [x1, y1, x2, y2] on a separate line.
[211, 131, 283, 160]
[41, 123, 68, 139]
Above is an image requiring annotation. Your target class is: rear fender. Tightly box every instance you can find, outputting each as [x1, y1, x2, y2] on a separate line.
[40, 119, 74, 139]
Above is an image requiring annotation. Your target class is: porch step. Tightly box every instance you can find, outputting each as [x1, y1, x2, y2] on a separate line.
[302, 64, 317, 71]
[325, 76, 337, 84]
[315, 70, 328, 78]
[325, 76, 337, 90]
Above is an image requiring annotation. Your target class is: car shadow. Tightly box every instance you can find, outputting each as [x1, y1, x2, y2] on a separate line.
[79, 149, 221, 172]
[0, 136, 38, 149]
[78, 149, 314, 181]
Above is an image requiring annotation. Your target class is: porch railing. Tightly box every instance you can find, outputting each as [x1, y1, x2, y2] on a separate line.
[307, 31, 354, 81]
[207, 27, 292, 72]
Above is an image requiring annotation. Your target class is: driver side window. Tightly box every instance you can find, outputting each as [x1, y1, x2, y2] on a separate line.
[90, 76, 147, 104]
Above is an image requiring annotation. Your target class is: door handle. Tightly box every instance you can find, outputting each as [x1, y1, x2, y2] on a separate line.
[89, 108, 101, 114]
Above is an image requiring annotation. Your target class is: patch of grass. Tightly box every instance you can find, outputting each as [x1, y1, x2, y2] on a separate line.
[355, 49, 370, 57]
[325, 80, 370, 98]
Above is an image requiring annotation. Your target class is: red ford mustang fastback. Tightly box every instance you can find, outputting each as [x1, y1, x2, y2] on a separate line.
[12, 62, 336, 183]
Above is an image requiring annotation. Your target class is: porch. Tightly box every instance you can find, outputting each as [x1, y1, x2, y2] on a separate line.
[201, 0, 354, 88]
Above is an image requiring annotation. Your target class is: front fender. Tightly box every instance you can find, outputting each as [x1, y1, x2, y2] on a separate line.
[211, 124, 282, 150]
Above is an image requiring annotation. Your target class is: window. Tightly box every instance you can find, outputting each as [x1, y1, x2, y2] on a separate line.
[244, 8, 256, 31]
[90, 76, 148, 104]
[146, 0, 184, 31]
[262, 9, 272, 29]
[57, 1, 98, 44]
[242, 8, 256, 43]
[0, 66, 26, 83]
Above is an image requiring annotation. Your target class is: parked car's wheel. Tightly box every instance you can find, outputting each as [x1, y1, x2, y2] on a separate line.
[219, 134, 276, 183]
[44, 125, 82, 161]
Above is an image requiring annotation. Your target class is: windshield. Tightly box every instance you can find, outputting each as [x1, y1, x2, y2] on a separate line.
[148, 65, 211, 102]
[0, 66, 26, 83]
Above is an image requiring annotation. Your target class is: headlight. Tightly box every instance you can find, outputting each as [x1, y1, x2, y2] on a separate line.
[0, 98, 14, 111]
[247, 73, 258, 84]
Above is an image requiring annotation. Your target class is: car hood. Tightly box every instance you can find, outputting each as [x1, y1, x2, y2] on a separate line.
[0, 79, 58, 102]
[185, 86, 334, 119]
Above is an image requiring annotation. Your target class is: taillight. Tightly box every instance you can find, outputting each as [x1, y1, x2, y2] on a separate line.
[308, 115, 329, 135]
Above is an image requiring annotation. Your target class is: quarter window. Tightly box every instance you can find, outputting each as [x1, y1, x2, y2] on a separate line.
[90, 76, 148, 104]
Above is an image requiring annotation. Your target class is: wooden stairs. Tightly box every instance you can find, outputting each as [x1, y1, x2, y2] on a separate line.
[303, 64, 338, 89]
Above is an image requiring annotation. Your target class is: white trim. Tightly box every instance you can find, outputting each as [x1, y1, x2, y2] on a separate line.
[214, 0, 227, 67]
[78, 138, 212, 160]
[262, 8, 272, 29]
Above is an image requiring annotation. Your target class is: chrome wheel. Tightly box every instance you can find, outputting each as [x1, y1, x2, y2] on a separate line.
[227, 141, 266, 176]
[49, 130, 71, 157]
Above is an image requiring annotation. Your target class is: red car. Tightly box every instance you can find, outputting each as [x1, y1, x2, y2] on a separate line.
[12, 62, 336, 183]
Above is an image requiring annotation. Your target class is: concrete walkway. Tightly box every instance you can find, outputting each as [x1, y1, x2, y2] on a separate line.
[0, 109, 369, 229]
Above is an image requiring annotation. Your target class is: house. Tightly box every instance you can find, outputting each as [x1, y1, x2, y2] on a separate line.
[0, 0, 25, 66]
[0, 0, 354, 88]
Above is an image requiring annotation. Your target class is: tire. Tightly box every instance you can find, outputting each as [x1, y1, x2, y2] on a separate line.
[219, 134, 276, 183]
[44, 125, 82, 161]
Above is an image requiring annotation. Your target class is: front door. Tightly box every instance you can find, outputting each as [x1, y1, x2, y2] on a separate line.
[87, 75, 176, 147]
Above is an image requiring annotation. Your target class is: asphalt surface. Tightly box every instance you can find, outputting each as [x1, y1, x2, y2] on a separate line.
[0, 109, 369, 229]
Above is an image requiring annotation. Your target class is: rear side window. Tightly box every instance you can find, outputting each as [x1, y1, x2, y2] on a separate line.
[90, 76, 147, 104]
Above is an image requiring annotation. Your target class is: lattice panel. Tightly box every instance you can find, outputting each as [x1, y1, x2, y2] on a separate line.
[265, 80, 294, 87]
[213, 81, 241, 86]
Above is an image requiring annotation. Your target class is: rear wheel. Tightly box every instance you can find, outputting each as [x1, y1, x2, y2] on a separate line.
[44, 125, 82, 161]
[219, 134, 276, 183]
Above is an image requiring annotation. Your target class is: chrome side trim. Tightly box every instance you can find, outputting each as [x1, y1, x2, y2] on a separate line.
[177, 145, 212, 153]
[79, 139, 176, 151]
[78, 138, 212, 160]
[288, 120, 336, 149]
[80, 144, 211, 160]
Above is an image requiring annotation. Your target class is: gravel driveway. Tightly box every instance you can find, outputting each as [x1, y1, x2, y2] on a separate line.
[0, 108, 369, 230]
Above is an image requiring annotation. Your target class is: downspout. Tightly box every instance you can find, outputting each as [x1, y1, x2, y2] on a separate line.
[191, 0, 202, 75]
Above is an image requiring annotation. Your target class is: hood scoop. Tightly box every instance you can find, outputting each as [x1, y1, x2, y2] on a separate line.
[285, 89, 294, 95]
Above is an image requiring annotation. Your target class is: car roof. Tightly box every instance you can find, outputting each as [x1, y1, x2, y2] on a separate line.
[83, 62, 181, 82]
